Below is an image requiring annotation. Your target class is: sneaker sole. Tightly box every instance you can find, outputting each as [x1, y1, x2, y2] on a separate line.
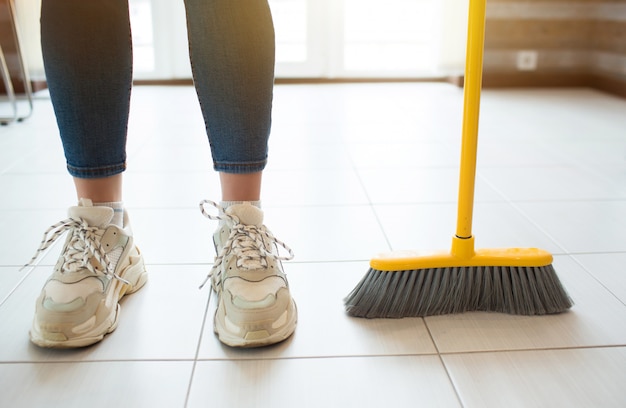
[29, 254, 148, 349]
[214, 300, 297, 348]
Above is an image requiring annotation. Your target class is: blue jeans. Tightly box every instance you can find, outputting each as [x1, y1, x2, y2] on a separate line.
[41, 0, 275, 178]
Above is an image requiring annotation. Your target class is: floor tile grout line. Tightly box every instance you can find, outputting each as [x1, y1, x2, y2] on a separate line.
[435, 344, 626, 408]
[15, 197, 626, 214]
[2, 343, 625, 366]
[0, 239, 64, 308]
[349, 145, 394, 254]
[567, 254, 626, 309]
[435, 343, 626, 357]
[480, 169, 626, 306]
[0, 359, 197, 365]
[192, 353, 441, 363]
[537, 137, 626, 197]
[476, 171, 571, 254]
[0, 354, 436, 366]
[184, 283, 214, 408]
[423, 320, 467, 408]
[8, 250, 626, 270]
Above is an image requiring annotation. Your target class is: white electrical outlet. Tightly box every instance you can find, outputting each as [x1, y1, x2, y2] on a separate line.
[517, 50, 538, 71]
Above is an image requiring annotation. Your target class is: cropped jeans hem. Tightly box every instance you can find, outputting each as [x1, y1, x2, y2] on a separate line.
[214, 159, 267, 174]
[67, 162, 127, 179]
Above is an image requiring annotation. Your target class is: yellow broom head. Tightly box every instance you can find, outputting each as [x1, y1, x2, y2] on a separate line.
[345, 237, 573, 318]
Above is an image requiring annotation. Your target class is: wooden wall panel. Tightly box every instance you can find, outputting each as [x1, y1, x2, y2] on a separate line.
[482, 0, 626, 96]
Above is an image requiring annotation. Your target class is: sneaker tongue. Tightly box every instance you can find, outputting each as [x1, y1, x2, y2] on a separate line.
[226, 203, 264, 226]
[68, 199, 114, 227]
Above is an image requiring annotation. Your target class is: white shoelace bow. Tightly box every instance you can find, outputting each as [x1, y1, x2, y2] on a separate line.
[199, 200, 294, 289]
[22, 218, 128, 284]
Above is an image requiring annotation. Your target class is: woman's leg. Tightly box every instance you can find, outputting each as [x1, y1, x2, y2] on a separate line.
[184, 0, 275, 201]
[41, 0, 133, 201]
[185, 0, 296, 348]
[29, 0, 146, 349]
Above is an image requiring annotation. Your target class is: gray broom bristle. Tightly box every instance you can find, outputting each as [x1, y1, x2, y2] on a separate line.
[344, 265, 573, 318]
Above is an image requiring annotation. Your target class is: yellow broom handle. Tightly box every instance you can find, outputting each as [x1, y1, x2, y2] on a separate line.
[456, 0, 486, 239]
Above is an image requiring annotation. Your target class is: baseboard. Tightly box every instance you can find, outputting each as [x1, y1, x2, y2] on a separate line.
[0, 79, 47, 95]
[132, 79, 194, 86]
[6, 74, 625, 99]
[587, 73, 626, 99]
[477, 71, 626, 98]
[273, 77, 449, 85]
[481, 72, 589, 88]
[132, 77, 451, 86]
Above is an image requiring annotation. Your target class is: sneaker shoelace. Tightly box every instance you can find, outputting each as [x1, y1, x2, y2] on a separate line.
[199, 200, 294, 290]
[22, 218, 129, 284]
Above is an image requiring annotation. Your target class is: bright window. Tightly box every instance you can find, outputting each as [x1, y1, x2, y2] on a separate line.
[129, 0, 155, 72]
[270, 0, 308, 63]
[129, 0, 448, 79]
[342, 0, 439, 74]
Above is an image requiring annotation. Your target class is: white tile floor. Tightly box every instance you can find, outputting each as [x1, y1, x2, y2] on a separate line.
[1, 83, 626, 407]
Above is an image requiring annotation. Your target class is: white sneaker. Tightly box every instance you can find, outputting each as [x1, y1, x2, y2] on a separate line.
[25, 199, 147, 348]
[200, 200, 297, 348]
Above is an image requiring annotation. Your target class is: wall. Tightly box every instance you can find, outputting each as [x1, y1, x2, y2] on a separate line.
[4, 0, 626, 97]
[437, 0, 470, 75]
[8, 0, 45, 81]
[12, 0, 472, 81]
[483, 0, 626, 96]
[0, 0, 43, 94]
[13, 0, 43, 81]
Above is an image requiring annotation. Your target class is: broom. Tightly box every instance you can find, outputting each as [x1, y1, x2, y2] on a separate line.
[344, 0, 573, 318]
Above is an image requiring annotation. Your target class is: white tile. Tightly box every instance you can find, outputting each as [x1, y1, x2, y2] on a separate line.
[187, 356, 461, 408]
[0, 209, 69, 266]
[279, 83, 464, 144]
[589, 163, 626, 194]
[269, 105, 349, 141]
[0, 174, 75, 210]
[128, 207, 215, 265]
[262, 168, 370, 206]
[263, 205, 390, 263]
[374, 202, 563, 255]
[479, 89, 626, 144]
[344, 119, 460, 144]
[516, 200, 626, 254]
[123, 171, 220, 208]
[470, 202, 564, 253]
[0, 110, 60, 167]
[75, 264, 209, 361]
[372, 202, 457, 252]
[126, 121, 208, 155]
[129, 144, 213, 173]
[0, 361, 192, 408]
[357, 167, 503, 205]
[548, 140, 626, 169]
[349, 141, 459, 169]
[479, 166, 626, 202]
[0, 265, 208, 362]
[0, 266, 27, 304]
[443, 347, 626, 408]
[0, 268, 75, 362]
[571, 253, 626, 305]
[474, 141, 570, 168]
[2, 142, 66, 175]
[266, 140, 353, 171]
[198, 262, 437, 359]
[425, 255, 626, 353]
[2, 84, 626, 407]
[128, 86, 204, 122]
